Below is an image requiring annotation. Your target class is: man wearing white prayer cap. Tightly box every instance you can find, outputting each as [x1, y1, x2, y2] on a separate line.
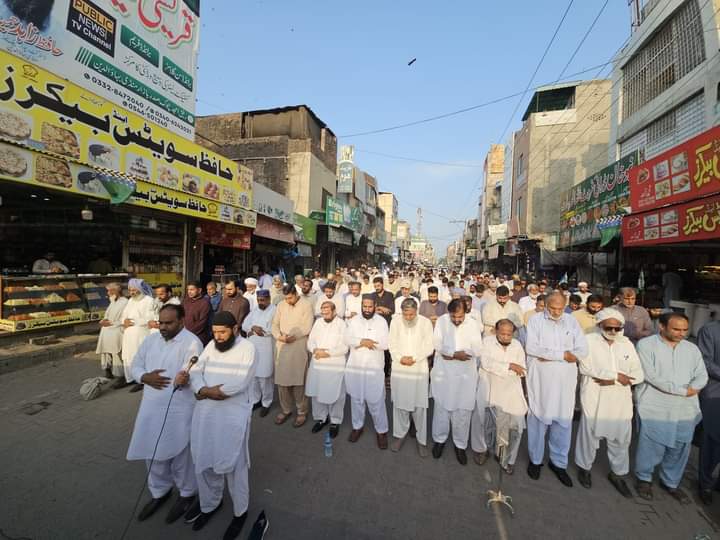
[574, 308, 643, 497]
[577, 282, 591, 306]
[243, 278, 259, 311]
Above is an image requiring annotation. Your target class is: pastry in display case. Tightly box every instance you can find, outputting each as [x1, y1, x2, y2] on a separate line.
[0, 273, 129, 332]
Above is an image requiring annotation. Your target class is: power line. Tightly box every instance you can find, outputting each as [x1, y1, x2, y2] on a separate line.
[555, 0, 610, 81]
[354, 148, 483, 168]
[496, 0, 575, 144]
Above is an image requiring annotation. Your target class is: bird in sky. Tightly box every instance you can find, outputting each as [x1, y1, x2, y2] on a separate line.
[408, 58, 417, 66]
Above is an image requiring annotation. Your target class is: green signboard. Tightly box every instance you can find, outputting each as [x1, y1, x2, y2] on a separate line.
[294, 213, 317, 245]
[326, 197, 363, 233]
[559, 151, 640, 248]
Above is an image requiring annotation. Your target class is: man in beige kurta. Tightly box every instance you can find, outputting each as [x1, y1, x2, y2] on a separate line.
[271, 284, 314, 427]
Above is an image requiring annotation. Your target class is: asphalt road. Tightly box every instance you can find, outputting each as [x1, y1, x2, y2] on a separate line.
[0, 352, 718, 540]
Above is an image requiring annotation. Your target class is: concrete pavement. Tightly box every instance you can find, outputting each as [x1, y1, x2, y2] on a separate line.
[0, 351, 718, 540]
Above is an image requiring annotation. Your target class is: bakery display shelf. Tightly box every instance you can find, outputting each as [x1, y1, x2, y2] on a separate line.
[3, 301, 86, 313]
[2, 288, 83, 299]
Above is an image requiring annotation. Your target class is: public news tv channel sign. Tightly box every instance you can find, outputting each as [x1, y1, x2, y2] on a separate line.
[0, 0, 200, 139]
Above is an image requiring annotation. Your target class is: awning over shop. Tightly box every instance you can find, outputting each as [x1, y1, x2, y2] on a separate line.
[254, 216, 295, 243]
[198, 221, 252, 249]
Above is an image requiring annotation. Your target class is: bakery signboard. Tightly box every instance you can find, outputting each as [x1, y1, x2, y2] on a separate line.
[621, 192, 720, 246]
[0, 0, 200, 139]
[628, 125, 720, 213]
[0, 49, 254, 214]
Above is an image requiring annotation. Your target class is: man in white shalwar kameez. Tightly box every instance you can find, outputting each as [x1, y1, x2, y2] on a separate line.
[526, 293, 589, 487]
[574, 308, 643, 497]
[314, 281, 345, 319]
[118, 278, 157, 390]
[126, 304, 203, 524]
[389, 299, 434, 456]
[187, 311, 257, 538]
[431, 299, 480, 465]
[344, 281, 362, 320]
[95, 282, 127, 379]
[241, 290, 276, 417]
[471, 319, 527, 473]
[306, 301, 348, 438]
[243, 278, 259, 311]
[344, 295, 390, 449]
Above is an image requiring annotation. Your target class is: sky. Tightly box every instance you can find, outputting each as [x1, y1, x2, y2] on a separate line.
[195, 0, 633, 255]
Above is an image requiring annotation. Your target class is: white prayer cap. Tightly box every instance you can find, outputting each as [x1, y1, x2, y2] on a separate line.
[595, 307, 625, 325]
[400, 279, 412, 289]
[245, 277, 258, 286]
[578, 281, 588, 288]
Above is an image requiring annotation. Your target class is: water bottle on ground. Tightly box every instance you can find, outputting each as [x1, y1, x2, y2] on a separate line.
[324, 431, 333, 457]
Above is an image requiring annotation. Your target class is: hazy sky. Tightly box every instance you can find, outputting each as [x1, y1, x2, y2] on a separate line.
[195, 0, 632, 254]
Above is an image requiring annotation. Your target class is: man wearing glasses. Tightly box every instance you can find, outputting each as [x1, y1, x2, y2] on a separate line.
[573, 308, 644, 497]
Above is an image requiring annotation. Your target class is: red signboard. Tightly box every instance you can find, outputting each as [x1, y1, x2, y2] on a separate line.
[622, 193, 720, 246]
[198, 222, 251, 250]
[254, 216, 296, 244]
[628, 125, 720, 212]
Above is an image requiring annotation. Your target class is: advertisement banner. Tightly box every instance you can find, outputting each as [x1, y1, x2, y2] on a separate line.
[197, 222, 252, 250]
[622, 193, 720, 246]
[337, 144, 353, 193]
[326, 196, 362, 232]
[293, 213, 317, 245]
[559, 152, 638, 248]
[327, 226, 352, 246]
[0, 0, 200, 139]
[253, 181, 293, 224]
[0, 140, 257, 227]
[0, 50, 252, 210]
[628, 125, 720, 213]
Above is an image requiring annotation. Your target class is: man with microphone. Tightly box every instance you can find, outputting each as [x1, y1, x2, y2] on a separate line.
[126, 304, 204, 525]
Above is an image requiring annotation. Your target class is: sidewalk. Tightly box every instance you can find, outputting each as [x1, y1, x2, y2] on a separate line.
[0, 351, 717, 540]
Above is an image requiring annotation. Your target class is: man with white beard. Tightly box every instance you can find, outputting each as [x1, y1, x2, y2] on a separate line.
[431, 299, 480, 465]
[518, 284, 540, 314]
[126, 304, 203, 525]
[118, 278, 157, 391]
[344, 281, 363, 320]
[187, 311, 257, 539]
[243, 278, 259, 311]
[95, 282, 127, 379]
[241, 290, 276, 417]
[472, 319, 527, 474]
[306, 301, 348, 438]
[574, 308, 644, 497]
[526, 293, 588, 487]
[314, 280, 345, 319]
[344, 295, 390, 449]
[389, 299, 434, 456]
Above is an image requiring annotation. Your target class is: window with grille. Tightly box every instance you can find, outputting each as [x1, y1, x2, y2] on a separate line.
[622, 0, 705, 119]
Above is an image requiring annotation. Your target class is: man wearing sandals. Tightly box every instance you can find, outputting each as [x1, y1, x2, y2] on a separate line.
[271, 284, 314, 428]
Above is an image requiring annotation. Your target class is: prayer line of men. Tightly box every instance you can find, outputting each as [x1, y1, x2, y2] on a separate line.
[102, 271, 710, 529]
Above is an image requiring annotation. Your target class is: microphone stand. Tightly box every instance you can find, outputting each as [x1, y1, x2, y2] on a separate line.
[486, 407, 515, 515]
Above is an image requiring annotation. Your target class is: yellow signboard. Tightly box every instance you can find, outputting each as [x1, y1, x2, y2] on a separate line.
[0, 49, 252, 210]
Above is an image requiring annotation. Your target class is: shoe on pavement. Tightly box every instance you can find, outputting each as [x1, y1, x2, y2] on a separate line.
[607, 472, 632, 498]
[165, 494, 196, 523]
[222, 512, 248, 540]
[129, 383, 144, 393]
[391, 436, 406, 452]
[348, 428, 364, 443]
[432, 442, 445, 459]
[192, 500, 223, 531]
[455, 447, 467, 466]
[577, 467, 592, 489]
[259, 406, 270, 418]
[659, 481, 690, 504]
[473, 451, 488, 466]
[417, 442, 428, 458]
[103, 367, 115, 379]
[527, 462, 542, 480]
[311, 419, 328, 433]
[112, 377, 130, 389]
[137, 490, 172, 521]
[635, 479, 653, 500]
[503, 464, 514, 475]
[699, 487, 713, 505]
[252, 401, 262, 411]
[548, 461, 573, 487]
[377, 432, 388, 450]
[183, 498, 202, 523]
[329, 424, 339, 439]
[247, 511, 269, 540]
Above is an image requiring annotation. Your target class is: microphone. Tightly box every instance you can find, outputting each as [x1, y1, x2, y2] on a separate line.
[174, 356, 199, 391]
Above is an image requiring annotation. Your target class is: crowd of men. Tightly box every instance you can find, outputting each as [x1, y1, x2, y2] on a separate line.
[95, 265, 720, 538]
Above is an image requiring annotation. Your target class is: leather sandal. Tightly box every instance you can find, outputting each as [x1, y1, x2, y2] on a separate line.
[293, 414, 307, 428]
[274, 412, 292, 425]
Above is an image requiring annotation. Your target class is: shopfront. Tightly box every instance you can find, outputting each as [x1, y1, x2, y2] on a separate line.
[0, 50, 255, 332]
[622, 125, 720, 334]
[197, 221, 253, 286]
[294, 213, 318, 276]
